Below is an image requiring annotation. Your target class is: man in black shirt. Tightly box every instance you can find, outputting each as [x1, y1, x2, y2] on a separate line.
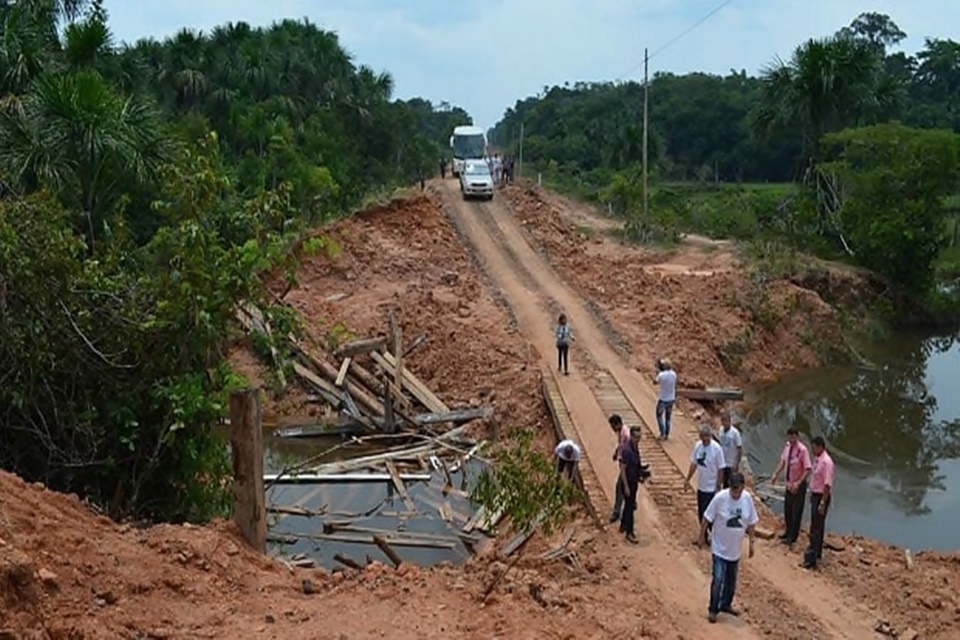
[619, 426, 644, 544]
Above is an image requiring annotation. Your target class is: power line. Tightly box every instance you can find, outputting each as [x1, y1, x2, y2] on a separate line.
[615, 0, 736, 82]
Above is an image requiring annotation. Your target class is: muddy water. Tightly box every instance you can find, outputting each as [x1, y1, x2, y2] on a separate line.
[263, 435, 482, 568]
[743, 331, 960, 551]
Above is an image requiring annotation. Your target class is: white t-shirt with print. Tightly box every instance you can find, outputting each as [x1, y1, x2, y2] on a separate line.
[704, 489, 759, 562]
[717, 426, 743, 469]
[656, 369, 677, 402]
[690, 440, 724, 492]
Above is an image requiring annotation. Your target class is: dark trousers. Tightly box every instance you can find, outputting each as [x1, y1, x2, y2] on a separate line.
[709, 554, 740, 615]
[783, 481, 808, 543]
[557, 344, 569, 373]
[556, 458, 576, 481]
[656, 400, 674, 438]
[720, 467, 732, 489]
[803, 493, 830, 566]
[697, 490, 715, 534]
[619, 482, 639, 535]
[611, 479, 624, 518]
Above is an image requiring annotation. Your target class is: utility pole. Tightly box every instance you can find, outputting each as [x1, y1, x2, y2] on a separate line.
[518, 121, 525, 179]
[642, 47, 649, 228]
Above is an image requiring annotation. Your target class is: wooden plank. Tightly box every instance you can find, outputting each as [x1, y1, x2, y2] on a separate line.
[402, 333, 428, 358]
[373, 534, 403, 568]
[263, 472, 432, 483]
[371, 350, 449, 414]
[229, 389, 267, 553]
[350, 360, 411, 411]
[295, 345, 386, 418]
[335, 357, 352, 387]
[413, 406, 494, 426]
[677, 387, 744, 402]
[334, 336, 387, 358]
[291, 362, 342, 407]
[272, 421, 368, 439]
[499, 511, 546, 558]
[385, 460, 417, 512]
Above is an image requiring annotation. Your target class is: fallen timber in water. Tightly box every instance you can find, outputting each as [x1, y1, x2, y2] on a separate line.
[676, 387, 744, 402]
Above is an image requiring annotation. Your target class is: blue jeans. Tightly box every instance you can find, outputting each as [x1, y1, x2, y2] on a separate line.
[656, 400, 674, 438]
[709, 554, 740, 614]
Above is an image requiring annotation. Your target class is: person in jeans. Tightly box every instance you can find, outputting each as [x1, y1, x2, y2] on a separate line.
[554, 439, 582, 481]
[768, 426, 812, 545]
[685, 425, 725, 539]
[618, 426, 644, 544]
[803, 436, 835, 569]
[555, 314, 573, 375]
[653, 358, 677, 439]
[699, 472, 758, 623]
[716, 410, 743, 489]
[608, 414, 631, 522]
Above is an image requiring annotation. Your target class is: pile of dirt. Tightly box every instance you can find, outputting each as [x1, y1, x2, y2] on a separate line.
[0, 469, 679, 639]
[233, 193, 545, 430]
[503, 184, 850, 388]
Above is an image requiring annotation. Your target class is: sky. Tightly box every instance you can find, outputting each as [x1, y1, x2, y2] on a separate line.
[106, 0, 956, 129]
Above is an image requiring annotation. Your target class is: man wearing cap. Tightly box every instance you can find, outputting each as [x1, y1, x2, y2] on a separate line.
[618, 425, 644, 544]
[608, 414, 631, 523]
[802, 436, 835, 569]
[685, 425, 725, 537]
[768, 426, 813, 545]
[699, 472, 759, 623]
[554, 439, 582, 481]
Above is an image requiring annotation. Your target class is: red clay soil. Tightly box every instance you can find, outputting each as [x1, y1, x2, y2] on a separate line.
[502, 182, 850, 390]
[1, 470, 688, 639]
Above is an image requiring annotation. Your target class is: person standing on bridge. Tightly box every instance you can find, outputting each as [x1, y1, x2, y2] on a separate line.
[555, 314, 573, 376]
[685, 425, 725, 539]
[618, 426, 644, 544]
[768, 426, 812, 546]
[716, 410, 743, 489]
[802, 436, 834, 569]
[554, 439, 582, 481]
[654, 358, 677, 440]
[608, 414, 631, 522]
[699, 472, 758, 623]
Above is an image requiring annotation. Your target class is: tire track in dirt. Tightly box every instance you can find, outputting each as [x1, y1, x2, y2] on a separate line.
[440, 181, 886, 638]
[439, 184, 761, 639]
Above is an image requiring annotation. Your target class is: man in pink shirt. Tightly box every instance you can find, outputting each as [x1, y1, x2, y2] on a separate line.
[768, 426, 812, 545]
[803, 436, 835, 569]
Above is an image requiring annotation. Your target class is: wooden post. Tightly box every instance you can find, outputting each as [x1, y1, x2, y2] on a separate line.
[389, 311, 403, 396]
[229, 389, 267, 553]
[382, 375, 396, 434]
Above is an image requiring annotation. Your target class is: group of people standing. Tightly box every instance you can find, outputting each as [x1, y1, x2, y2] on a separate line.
[486, 153, 516, 186]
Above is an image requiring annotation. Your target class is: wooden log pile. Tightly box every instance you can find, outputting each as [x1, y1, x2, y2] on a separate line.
[236, 304, 494, 437]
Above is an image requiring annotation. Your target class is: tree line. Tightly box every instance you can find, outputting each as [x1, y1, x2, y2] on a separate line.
[489, 13, 960, 314]
[0, 0, 469, 521]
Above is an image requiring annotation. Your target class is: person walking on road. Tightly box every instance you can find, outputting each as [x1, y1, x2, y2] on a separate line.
[439, 157, 446, 179]
[554, 439, 582, 481]
[618, 426, 644, 544]
[685, 425, 725, 538]
[768, 426, 812, 545]
[802, 436, 834, 569]
[555, 314, 573, 375]
[717, 410, 743, 489]
[608, 414, 631, 522]
[699, 472, 759, 624]
[654, 358, 677, 439]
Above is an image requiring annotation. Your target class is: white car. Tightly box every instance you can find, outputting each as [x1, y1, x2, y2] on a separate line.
[459, 161, 494, 200]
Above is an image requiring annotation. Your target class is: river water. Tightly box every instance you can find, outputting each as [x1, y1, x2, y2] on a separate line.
[742, 331, 960, 551]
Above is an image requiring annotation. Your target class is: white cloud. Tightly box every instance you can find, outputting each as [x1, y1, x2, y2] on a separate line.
[105, 0, 957, 128]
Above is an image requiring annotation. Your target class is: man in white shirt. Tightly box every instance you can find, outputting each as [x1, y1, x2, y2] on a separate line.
[685, 425, 725, 536]
[554, 439, 582, 481]
[716, 411, 743, 489]
[699, 472, 759, 623]
[654, 358, 677, 440]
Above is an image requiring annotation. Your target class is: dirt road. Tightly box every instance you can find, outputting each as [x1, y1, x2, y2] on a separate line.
[438, 180, 880, 638]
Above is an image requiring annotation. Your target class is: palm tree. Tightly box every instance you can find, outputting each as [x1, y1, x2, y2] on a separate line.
[751, 35, 897, 159]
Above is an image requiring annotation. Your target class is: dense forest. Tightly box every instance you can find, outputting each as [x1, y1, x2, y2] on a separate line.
[0, 0, 469, 520]
[489, 13, 959, 184]
[490, 13, 960, 311]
